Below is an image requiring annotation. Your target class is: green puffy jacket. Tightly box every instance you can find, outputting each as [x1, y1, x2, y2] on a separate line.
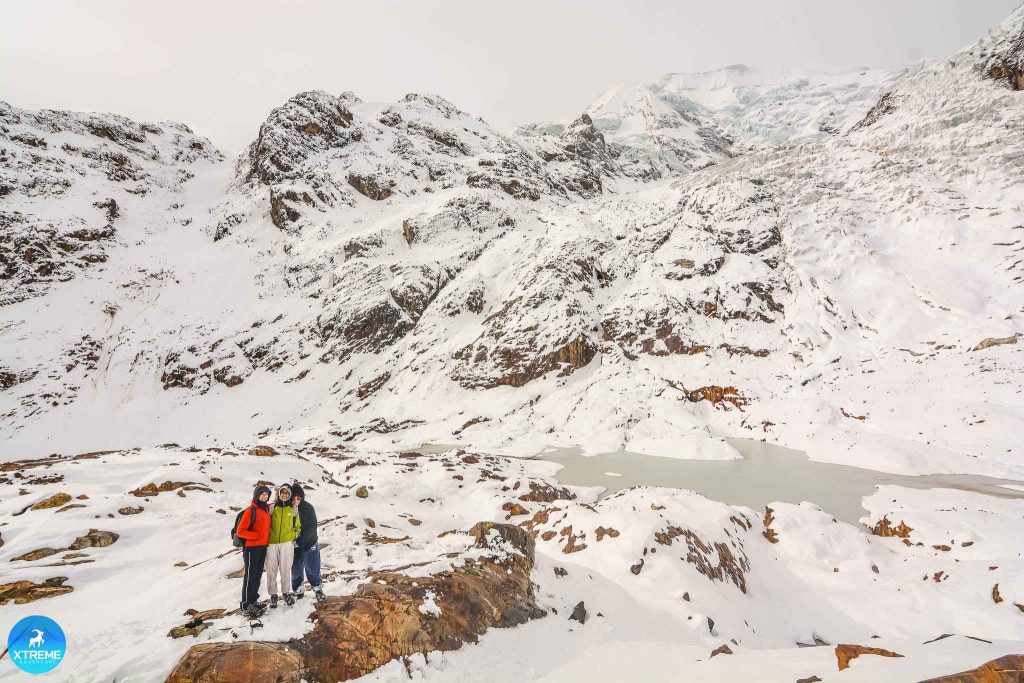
[268, 503, 301, 544]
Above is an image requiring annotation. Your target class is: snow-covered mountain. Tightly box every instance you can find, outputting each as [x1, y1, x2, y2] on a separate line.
[3, 10, 1022, 470]
[1, 7, 1023, 683]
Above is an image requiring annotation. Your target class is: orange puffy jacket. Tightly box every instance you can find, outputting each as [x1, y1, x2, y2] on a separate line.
[236, 502, 271, 547]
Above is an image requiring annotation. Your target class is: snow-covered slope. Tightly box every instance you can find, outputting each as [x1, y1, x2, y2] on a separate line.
[654, 64, 893, 147]
[1, 7, 1024, 683]
[517, 80, 734, 180]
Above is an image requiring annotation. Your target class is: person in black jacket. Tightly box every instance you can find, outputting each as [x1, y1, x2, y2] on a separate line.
[289, 482, 325, 601]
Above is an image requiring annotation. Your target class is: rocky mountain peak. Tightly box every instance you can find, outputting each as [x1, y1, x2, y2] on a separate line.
[237, 90, 356, 187]
[981, 6, 1024, 89]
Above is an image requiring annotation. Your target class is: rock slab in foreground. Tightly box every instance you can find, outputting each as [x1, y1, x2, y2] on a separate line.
[0, 577, 73, 605]
[165, 642, 303, 683]
[166, 522, 545, 683]
[919, 654, 1024, 683]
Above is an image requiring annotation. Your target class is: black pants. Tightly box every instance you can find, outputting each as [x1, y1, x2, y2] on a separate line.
[241, 545, 267, 609]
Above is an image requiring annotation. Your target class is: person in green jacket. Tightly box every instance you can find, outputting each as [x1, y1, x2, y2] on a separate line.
[265, 483, 301, 607]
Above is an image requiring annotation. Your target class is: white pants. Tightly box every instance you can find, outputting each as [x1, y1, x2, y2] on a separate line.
[265, 542, 294, 597]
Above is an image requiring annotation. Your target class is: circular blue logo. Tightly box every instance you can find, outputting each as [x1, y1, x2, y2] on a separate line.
[7, 615, 66, 674]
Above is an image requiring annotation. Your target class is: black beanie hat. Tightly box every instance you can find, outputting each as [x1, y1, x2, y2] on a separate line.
[290, 482, 305, 499]
[252, 485, 272, 505]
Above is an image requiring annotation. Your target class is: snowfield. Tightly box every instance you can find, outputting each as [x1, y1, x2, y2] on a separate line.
[1, 7, 1023, 683]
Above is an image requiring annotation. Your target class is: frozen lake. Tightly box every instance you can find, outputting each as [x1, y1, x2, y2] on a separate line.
[538, 438, 1024, 525]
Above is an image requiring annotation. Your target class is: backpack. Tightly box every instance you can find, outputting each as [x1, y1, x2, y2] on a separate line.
[231, 507, 257, 547]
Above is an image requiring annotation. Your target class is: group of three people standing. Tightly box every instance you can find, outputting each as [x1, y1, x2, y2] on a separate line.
[236, 481, 324, 618]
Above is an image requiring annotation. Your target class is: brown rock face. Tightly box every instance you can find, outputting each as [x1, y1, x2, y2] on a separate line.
[68, 529, 118, 550]
[30, 492, 72, 510]
[184, 608, 228, 621]
[871, 516, 913, 538]
[835, 644, 903, 671]
[347, 173, 393, 201]
[985, 25, 1024, 92]
[243, 91, 354, 187]
[166, 642, 304, 683]
[502, 501, 529, 518]
[0, 576, 73, 605]
[166, 522, 545, 682]
[356, 373, 390, 400]
[678, 384, 748, 410]
[248, 445, 279, 457]
[269, 188, 306, 231]
[652, 525, 751, 593]
[988, 65, 1024, 90]
[919, 654, 1024, 683]
[130, 481, 208, 497]
[851, 91, 900, 131]
[169, 622, 211, 639]
[12, 529, 116, 561]
[763, 506, 780, 544]
[518, 482, 576, 503]
[12, 547, 62, 562]
[971, 335, 1019, 352]
[455, 334, 598, 389]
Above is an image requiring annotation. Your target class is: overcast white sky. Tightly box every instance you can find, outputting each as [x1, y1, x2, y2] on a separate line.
[2, 0, 1020, 153]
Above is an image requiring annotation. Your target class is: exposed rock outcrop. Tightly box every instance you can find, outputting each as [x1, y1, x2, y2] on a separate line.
[920, 654, 1024, 682]
[971, 335, 1018, 352]
[871, 516, 913, 539]
[569, 601, 588, 624]
[851, 92, 900, 131]
[13, 547, 62, 562]
[834, 644, 903, 671]
[166, 642, 304, 683]
[0, 576, 73, 605]
[166, 522, 545, 682]
[454, 333, 598, 389]
[240, 91, 355, 187]
[0, 102, 220, 305]
[30, 492, 72, 510]
[68, 529, 119, 549]
[983, 19, 1024, 90]
[130, 481, 209, 497]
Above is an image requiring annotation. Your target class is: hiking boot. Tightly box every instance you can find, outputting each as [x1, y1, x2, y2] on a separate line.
[294, 587, 306, 599]
[242, 603, 265, 619]
[270, 594, 279, 608]
[314, 586, 326, 602]
[284, 592, 295, 606]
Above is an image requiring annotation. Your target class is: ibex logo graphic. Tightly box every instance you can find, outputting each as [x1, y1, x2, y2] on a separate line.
[7, 616, 65, 674]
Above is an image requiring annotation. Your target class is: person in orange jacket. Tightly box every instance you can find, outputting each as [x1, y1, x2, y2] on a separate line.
[236, 485, 272, 617]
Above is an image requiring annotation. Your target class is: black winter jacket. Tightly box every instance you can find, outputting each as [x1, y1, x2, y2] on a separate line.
[295, 500, 318, 552]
